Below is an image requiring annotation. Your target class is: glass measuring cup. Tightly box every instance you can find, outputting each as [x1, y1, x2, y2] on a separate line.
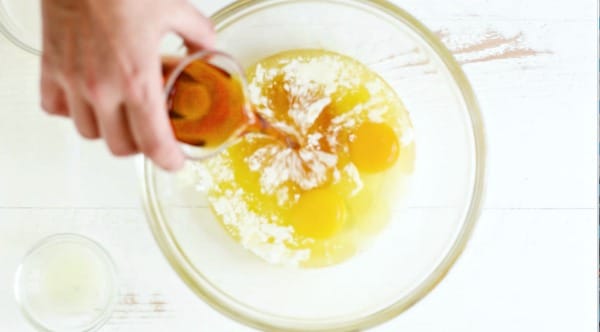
[163, 50, 299, 161]
[162, 51, 256, 161]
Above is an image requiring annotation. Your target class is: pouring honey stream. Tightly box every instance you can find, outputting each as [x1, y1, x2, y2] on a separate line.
[162, 52, 300, 158]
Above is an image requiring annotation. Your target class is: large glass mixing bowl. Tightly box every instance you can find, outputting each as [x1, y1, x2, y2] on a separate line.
[141, 0, 486, 331]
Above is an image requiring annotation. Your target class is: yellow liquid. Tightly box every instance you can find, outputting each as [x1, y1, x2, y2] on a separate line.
[203, 49, 415, 267]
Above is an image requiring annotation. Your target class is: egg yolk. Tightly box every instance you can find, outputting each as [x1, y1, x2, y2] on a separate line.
[204, 50, 415, 267]
[350, 122, 400, 173]
[290, 188, 347, 239]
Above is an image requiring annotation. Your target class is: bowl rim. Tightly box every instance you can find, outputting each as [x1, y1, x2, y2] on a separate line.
[141, 0, 486, 331]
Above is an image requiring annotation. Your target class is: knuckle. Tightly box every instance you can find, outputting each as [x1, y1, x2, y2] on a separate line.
[57, 63, 83, 88]
[42, 52, 78, 85]
[60, 61, 78, 78]
[84, 79, 114, 108]
[81, 74, 103, 100]
[41, 53, 59, 72]
[59, 70, 79, 89]
[122, 69, 148, 105]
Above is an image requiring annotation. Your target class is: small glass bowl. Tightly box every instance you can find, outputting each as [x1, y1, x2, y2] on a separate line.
[14, 234, 118, 332]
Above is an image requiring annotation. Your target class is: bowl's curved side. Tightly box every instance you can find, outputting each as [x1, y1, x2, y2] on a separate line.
[350, 0, 487, 327]
[141, 0, 486, 331]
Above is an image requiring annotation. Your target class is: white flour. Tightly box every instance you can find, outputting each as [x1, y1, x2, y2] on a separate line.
[195, 52, 400, 266]
[209, 188, 310, 266]
[197, 157, 310, 267]
[244, 55, 359, 195]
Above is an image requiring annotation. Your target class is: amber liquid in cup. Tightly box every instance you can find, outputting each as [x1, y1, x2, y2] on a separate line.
[162, 53, 298, 159]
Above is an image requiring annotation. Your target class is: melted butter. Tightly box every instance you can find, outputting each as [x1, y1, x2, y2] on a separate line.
[204, 49, 415, 267]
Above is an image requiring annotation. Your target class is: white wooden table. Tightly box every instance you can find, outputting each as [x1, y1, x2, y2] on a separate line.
[0, 0, 597, 331]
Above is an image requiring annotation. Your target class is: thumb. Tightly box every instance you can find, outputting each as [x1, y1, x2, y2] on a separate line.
[169, 1, 216, 53]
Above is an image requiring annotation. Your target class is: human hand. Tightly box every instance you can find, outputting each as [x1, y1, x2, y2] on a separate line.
[40, 0, 215, 170]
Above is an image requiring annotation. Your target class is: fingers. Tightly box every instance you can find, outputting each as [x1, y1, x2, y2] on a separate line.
[169, 1, 216, 52]
[125, 61, 185, 171]
[40, 68, 69, 117]
[65, 90, 100, 139]
[43, 54, 184, 168]
[97, 105, 138, 156]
